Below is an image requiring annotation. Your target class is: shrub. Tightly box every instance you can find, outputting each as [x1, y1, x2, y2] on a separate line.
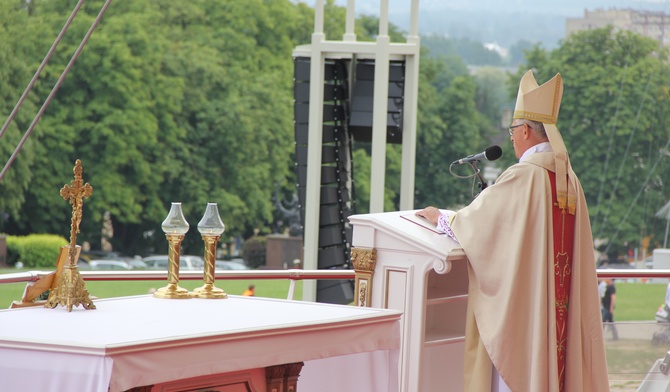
[7, 234, 68, 268]
[242, 236, 267, 269]
[6, 235, 23, 266]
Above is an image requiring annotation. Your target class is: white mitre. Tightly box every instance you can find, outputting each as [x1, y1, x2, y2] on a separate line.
[513, 70, 577, 214]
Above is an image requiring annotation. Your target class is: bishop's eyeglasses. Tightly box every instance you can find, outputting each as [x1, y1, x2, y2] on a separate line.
[508, 123, 524, 136]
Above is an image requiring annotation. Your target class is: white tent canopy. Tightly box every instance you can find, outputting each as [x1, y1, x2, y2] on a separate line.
[656, 200, 670, 248]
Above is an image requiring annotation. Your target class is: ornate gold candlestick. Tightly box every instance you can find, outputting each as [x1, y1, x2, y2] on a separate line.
[45, 159, 96, 311]
[154, 202, 192, 299]
[192, 203, 227, 299]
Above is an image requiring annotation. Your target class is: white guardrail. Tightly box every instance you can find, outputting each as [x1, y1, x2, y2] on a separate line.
[2, 268, 670, 302]
[0, 269, 357, 301]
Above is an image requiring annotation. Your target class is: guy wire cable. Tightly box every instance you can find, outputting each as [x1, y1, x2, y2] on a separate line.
[592, 55, 631, 237]
[603, 137, 670, 256]
[595, 0, 670, 239]
[0, 0, 114, 182]
[0, 0, 85, 141]
[596, 67, 654, 239]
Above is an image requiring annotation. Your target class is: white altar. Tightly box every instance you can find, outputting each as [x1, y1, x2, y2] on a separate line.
[0, 295, 401, 392]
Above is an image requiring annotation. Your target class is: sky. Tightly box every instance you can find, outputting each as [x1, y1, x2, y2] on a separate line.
[299, 0, 669, 17]
[296, 0, 670, 48]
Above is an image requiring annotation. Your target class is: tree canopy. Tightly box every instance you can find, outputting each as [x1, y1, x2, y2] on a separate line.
[412, 53, 495, 209]
[514, 27, 670, 256]
[0, 1, 668, 259]
[0, 0, 315, 254]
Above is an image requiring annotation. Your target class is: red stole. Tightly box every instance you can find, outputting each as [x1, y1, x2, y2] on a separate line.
[548, 171, 575, 392]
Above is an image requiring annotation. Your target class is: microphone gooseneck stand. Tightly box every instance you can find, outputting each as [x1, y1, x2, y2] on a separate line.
[469, 161, 488, 198]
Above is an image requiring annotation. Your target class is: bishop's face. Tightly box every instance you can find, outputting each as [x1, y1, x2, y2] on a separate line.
[508, 121, 526, 160]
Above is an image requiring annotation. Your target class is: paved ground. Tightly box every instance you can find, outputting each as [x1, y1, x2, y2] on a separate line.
[608, 321, 670, 340]
[606, 321, 670, 391]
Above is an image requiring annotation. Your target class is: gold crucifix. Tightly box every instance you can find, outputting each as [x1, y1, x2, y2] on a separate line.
[45, 159, 96, 311]
[60, 159, 93, 265]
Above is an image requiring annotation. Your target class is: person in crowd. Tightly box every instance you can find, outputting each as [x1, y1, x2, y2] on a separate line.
[242, 284, 255, 296]
[602, 278, 619, 340]
[417, 70, 608, 391]
[598, 279, 607, 318]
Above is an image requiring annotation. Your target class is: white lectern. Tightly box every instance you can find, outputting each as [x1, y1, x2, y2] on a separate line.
[349, 210, 469, 392]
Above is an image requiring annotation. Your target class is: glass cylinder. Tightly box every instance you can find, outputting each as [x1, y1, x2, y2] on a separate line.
[162, 202, 189, 235]
[197, 203, 225, 235]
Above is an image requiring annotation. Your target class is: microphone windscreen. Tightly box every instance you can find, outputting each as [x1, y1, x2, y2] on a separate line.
[485, 145, 503, 161]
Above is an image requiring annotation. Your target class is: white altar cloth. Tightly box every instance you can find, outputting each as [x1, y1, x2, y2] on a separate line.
[0, 295, 401, 392]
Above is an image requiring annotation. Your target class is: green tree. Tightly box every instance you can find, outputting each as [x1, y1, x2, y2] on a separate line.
[0, 0, 43, 229]
[413, 54, 494, 209]
[472, 67, 511, 127]
[355, 14, 407, 42]
[13, 1, 186, 253]
[1, 0, 309, 255]
[0, 0, 512, 259]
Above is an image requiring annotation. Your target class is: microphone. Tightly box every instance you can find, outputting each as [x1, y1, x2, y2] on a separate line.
[452, 145, 503, 165]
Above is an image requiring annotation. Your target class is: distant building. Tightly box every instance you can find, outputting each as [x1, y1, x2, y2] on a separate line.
[566, 8, 670, 46]
[483, 42, 508, 58]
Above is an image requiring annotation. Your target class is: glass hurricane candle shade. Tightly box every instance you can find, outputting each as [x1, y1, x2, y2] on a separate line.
[161, 202, 190, 235]
[197, 203, 225, 235]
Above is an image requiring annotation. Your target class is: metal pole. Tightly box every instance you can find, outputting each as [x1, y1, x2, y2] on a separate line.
[369, 0, 390, 213]
[302, 0, 327, 301]
[399, 0, 421, 210]
[344, 0, 356, 42]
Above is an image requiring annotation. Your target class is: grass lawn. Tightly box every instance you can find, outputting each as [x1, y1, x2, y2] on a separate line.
[0, 268, 303, 307]
[0, 268, 664, 319]
[614, 280, 667, 321]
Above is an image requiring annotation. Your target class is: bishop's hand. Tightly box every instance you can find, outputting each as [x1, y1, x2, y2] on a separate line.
[415, 206, 441, 226]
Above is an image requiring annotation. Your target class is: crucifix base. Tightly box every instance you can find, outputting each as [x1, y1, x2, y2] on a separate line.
[45, 264, 96, 312]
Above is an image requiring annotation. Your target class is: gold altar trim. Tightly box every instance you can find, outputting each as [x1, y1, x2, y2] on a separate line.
[352, 247, 377, 307]
[266, 362, 304, 392]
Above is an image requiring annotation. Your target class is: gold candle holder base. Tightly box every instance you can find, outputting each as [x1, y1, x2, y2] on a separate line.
[192, 285, 227, 299]
[45, 264, 96, 311]
[154, 233, 192, 299]
[154, 284, 192, 299]
[191, 233, 227, 299]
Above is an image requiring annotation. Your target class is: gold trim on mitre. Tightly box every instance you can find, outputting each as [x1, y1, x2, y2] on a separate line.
[513, 70, 577, 215]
